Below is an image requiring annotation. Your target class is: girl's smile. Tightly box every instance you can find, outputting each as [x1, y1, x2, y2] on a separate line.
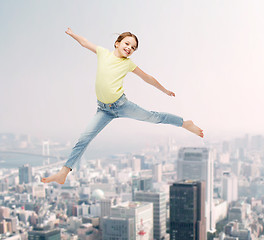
[114, 36, 137, 58]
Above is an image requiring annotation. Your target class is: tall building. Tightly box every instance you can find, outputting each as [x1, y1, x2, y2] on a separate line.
[132, 157, 141, 172]
[170, 180, 206, 240]
[153, 163, 162, 183]
[19, 164, 32, 184]
[0, 180, 8, 192]
[133, 155, 147, 170]
[110, 201, 153, 240]
[42, 140, 50, 165]
[231, 159, 241, 177]
[177, 147, 214, 231]
[134, 191, 166, 240]
[28, 226, 61, 240]
[222, 172, 238, 204]
[95, 159, 102, 169]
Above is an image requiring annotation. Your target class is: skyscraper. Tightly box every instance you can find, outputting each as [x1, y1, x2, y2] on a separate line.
[170, 180, 206, 240]
[19, 164, 32, 184]
[42, 140, 50, 165]
[153, 163, 162, 183]
[134, 191, 166, 240]
[132, 157, 141, 172]
[177, 147, 214, 231]
[222, 172, 238, 204]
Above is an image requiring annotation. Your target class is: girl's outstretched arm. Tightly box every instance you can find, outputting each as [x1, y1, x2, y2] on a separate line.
[132, 67, 175, 96]
[65, 28, 97, 53]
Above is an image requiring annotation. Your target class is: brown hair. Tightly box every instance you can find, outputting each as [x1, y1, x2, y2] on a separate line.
[114, 32, 139, 50]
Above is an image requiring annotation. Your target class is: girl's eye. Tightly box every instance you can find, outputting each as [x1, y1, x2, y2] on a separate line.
[125, 43, 129, 45]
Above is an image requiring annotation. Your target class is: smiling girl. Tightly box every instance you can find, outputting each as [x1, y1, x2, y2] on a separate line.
[41, 28, 203, 184]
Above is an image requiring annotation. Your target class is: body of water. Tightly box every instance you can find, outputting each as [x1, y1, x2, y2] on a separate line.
[0, 142, 144, 169]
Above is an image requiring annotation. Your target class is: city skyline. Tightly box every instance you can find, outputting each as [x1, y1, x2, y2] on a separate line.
[1, 132, 264, 239]
[1, 0, 264, 147]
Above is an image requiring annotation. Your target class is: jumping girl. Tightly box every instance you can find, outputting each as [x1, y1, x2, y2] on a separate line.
[41, 28, 203, 184]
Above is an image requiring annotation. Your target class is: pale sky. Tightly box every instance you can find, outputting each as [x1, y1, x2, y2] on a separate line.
[1, 0, 264, 147]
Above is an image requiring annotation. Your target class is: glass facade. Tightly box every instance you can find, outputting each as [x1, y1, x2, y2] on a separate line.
[170, 181, 206, 240]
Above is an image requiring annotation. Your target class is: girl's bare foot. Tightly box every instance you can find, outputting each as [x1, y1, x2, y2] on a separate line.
[182, 120, 204, 138]
[41, 166, 71, 184]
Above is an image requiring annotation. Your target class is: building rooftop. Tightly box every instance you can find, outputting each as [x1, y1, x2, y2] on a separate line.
[112, 201, 152, 209]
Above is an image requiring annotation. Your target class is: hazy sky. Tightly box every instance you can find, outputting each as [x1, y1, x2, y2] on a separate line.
[1, 0, 264, 146]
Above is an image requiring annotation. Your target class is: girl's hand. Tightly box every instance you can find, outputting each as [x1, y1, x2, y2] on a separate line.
[65, 27, 73, 36]
[166, 90, 175, 97]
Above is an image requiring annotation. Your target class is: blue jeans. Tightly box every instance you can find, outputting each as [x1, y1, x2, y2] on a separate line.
[64, 94, 183, 170]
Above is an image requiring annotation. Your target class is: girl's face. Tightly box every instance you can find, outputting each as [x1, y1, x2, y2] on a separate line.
[115, 36, 137, 58]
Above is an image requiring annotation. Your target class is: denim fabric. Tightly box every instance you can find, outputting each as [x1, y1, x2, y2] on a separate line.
[64, 94, 183, 169]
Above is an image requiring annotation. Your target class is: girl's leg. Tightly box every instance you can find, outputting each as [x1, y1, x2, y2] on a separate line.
[64, 110, 115, 170]
[117, 100, 203, 137]
[41, 109, 115, 184]
[118, 101, 183, 126]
